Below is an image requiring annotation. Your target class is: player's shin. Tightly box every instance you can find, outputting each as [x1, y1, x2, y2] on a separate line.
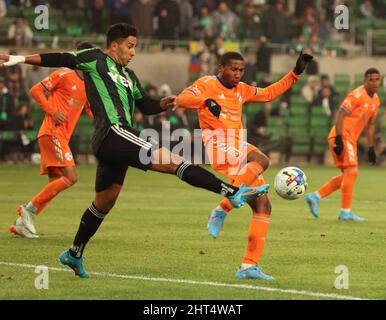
[175, 161, 238, 197]
[242, 212, 271, 267]
[69, 203, 109, 259]
[30, 176, 74, 215]
[341, 169, 358, 211]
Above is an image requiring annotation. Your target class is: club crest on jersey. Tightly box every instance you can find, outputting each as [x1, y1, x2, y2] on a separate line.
[64, 152, 73, 161]
[237, 93, 242, 102]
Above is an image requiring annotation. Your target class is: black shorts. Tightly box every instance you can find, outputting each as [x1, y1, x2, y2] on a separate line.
[95, 125, 158, 192]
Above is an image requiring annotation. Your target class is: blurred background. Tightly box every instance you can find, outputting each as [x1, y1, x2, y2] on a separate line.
[1, 0, 386, 166]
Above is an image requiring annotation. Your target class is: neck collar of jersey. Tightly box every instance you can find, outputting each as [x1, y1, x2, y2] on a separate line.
[75, 70, 84, 80]
[216, 74, 235, 89]
[364, 87, 375, 98]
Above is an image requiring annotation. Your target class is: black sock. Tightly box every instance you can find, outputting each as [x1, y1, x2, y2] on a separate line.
[176, 161, 238, 197]
[69, 203, 108, 259]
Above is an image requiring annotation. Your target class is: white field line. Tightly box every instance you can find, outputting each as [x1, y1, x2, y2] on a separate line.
[0, 261, 369, 300]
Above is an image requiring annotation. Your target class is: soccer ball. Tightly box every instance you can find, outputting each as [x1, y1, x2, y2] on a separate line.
[274, 167, 307, 200]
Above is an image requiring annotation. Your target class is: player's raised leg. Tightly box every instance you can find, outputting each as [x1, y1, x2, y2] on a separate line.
[208, 148, 270, 239]
[150, 147, 269, 208]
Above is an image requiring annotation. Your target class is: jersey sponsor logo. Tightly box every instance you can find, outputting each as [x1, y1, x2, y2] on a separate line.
[108, 72, 134, 91]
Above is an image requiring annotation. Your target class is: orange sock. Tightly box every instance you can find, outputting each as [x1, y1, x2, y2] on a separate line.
[219, 162, 265, 212]
[341, 170, 357, 209]
[31, 177, 73, 215]
[317, 175, 343, 198]
[242, 213, 270, 265]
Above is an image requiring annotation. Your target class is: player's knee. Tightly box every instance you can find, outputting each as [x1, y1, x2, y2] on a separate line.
[343, 166, 358, 177]
[250, 155, 270, 171]
[65, 175, 78, 186]
[95, 198, 116, 212]
[259, 154, 270, 171]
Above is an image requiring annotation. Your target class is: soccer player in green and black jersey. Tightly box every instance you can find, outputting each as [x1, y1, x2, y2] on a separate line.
[0, 24, 269, 278]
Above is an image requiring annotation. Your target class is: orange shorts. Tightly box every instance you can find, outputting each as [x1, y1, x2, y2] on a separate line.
[328, 136, 358, 169]
[205, 135, 265, 186]
[38, 135, 75, 175]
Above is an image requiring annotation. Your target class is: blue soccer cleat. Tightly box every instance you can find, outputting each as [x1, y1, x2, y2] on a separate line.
[207, 208, 227, 239]
[235, 265, 274, 280]
[338, 211, 364, 222]
[59, 250, 89, 278]
[305, 192, 320, 219]
[228, 183, 270, 209]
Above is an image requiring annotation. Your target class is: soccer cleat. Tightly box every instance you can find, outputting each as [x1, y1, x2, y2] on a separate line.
[235, 265, 274, 280]
[228, 183, 270, 208]
[207, 208, 227, 239]
[305, 192, 320, 219]
[338, 211, 364, 222]
[59, 250, 89, 278]
[18, 205, 36, 235]
[9, 218, 39, 239]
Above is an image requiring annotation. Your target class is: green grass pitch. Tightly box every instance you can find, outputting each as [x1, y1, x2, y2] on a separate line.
[0, 164, 385, 300]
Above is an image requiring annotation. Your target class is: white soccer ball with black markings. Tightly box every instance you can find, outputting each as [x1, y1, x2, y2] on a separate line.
[274, 167, 307, 200]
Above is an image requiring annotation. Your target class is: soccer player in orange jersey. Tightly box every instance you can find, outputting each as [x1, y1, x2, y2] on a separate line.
[306, 68, 381, 222]
[9, 42, 94, 238]
[177, 51, 313, 280]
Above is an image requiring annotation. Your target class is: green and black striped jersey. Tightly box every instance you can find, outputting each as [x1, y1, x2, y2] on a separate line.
[40, 48, 162, 154]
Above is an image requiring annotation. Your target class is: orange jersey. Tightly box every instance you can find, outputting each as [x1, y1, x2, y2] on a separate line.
[30, 68, 93, 141]
[177, 71, 299, 142]
[328, 85, 380, 141]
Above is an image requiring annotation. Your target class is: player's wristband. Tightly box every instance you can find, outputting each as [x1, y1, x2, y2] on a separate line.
[3, 55, 25, 66]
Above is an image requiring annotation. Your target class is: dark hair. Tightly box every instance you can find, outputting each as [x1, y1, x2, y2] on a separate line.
[364, 68, 380, 77]
[76, 42, 95, 51]
[107, 23, 137, 47]
[219, 52, 244, 66]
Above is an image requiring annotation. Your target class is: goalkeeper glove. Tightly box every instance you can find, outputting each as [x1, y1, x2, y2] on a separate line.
[205, 99, 221, 118]
[368, 146, 377, 165]
[333, 135, 343, 156]
[0, 55, 26, 67]
[293, 51, 314, 75]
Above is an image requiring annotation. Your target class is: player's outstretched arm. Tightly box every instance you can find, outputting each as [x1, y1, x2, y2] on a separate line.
[246, 50, 314, 103]
[0, 54, 40, 66]
[0, 52, 80, 69]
